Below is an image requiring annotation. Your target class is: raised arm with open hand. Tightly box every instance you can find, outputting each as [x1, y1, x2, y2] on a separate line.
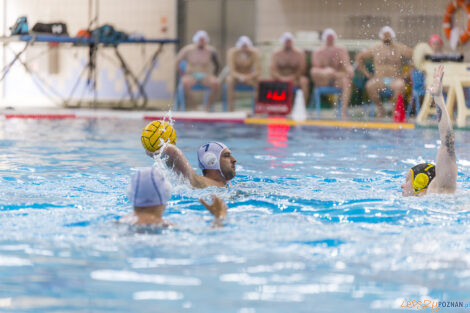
[427, 65, 457, 194]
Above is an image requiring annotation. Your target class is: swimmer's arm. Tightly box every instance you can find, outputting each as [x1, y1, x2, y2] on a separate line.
[312, 50, 322, 68]
[199, 195, 227, 228]
[252, 49, 261, 79]
[161, 145, 207, 188]
[429, 65, 457, 192]
[270, 52, 282, 80]
[295, 49, 307, 78]
[341, 47, 354, 77]
[210, 48, 220, 75]
[355, 48, 373, 79]
[227, 48, 244, 80]
[175, 46, 189, 72]
[400, 43, 414, 60]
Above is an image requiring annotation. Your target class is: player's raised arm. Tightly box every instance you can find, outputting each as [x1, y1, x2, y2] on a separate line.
[428, 65, 457, 193]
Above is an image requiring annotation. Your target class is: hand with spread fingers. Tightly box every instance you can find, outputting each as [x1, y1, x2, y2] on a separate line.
[427, 65, 444, 97]
[199, 195, 228, 226]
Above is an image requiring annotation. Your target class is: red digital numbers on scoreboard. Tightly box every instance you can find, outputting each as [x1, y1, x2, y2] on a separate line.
[255, 80, 293, 115]
[266, 90, 287, 101]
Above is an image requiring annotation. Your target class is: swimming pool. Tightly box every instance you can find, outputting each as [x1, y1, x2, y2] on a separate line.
[0, 118, 469, 312]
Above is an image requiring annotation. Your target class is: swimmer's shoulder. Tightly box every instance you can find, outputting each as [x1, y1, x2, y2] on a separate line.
[395, 42, 412, 54]
[178, 44, 197, 58]
[206, 44, 218, 54]
[227, 47, 237, 57]
[272, 48, 284, 56]
[194, 175, 227, 188]
[181, 43, 196, 52]
[118, 213, 138, 224]
[293, 47, 305, 56]
[426, 178, 457, 195]
[249, 47, 260, 55]
[313, 46, 326, 55]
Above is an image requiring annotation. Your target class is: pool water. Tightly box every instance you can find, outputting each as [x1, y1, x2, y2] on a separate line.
[0, 118, 469, 312]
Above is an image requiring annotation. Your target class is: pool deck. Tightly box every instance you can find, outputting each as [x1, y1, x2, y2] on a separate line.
[0, 108, 418, 130]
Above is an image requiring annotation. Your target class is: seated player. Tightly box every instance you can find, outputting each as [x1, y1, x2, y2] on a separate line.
[401, 65, 457, 196]
[270, 32, 309, 102]
[121, 167, 227, 227]
[356, 26, 413, 118]
[310, 28, 354, 119]
[226, 36, 261, 111]
[175, 30, 220, 111]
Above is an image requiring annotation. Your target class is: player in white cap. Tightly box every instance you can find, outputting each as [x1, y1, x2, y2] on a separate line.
[121, 167, 228, 226]
[270, 32, 309, 103]
[310, 28, 354, 120]
[157, 142, 236, 188]
[175, 30, 220, 111]
[226, 36, 261, 111]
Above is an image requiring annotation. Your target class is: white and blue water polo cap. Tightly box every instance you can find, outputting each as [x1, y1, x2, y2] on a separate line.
[128, 167, 171, 207]
[197, 141, 228, 171]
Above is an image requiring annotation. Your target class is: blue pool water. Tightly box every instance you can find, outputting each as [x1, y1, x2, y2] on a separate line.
[0, 118, 469, 312]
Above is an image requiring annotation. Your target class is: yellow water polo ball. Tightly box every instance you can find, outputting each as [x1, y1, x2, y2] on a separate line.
[141, 120, 177, 153]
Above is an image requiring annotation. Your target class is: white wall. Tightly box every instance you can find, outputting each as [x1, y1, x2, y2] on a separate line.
[0, 0, 177, 109]
[256, 0, 445, 47]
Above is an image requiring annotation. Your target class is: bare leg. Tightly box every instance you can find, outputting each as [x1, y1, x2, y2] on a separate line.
[226, 75, 236, 112]
[181, 74, 196, 108]
[366, 77, 386, 118]
[311, 67, 335, 87]
[334, 72, 352, 120]
[201, 75, 220, 111]
[390, 78, 405, 103]
[299, 76, 309, 103]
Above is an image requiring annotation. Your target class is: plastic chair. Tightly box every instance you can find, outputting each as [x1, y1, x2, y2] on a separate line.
[173, 61, 210, 112]
[406, 69, 426, 117]
[222, 83, 255, 112]
[309, 86, 342, 118]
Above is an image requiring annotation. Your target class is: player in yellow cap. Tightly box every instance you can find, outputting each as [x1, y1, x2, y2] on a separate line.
[401, 65, 457, 196]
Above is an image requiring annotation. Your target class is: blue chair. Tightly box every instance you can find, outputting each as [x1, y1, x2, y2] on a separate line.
[173, 61, 210, 112]
[222, 83, 255, 112]
[309, 86, 342, 118]
[406, 69, 426, 117]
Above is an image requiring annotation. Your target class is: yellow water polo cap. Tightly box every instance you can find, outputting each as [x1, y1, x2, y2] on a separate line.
[410, 163, 436, 194]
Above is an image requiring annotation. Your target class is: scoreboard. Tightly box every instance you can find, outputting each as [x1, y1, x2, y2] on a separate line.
[255, 80, 293, 115]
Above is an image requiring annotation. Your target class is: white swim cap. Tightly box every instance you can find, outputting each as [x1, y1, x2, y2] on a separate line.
[192, 30, 210, 44]
[197, 141, 228, 173]
[280, 32, 294, 45]
[321, 28, 337, 42]
[128, 168, 171, 207]
[379, 26, 396, 39]
[236, 36, 253, 49]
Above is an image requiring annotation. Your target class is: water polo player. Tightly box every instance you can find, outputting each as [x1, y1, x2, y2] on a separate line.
[401, 65, 457, 196]
[141, 121, 236, 188]
[121, 167, 227, 226]
[162, 141, 236, 188]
